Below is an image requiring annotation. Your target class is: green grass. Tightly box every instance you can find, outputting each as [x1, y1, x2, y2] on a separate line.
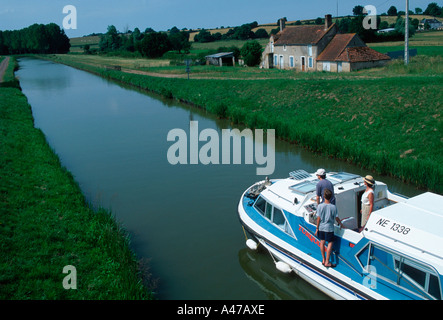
[0, 56, 154, 299]
[41, 52, 443, 193]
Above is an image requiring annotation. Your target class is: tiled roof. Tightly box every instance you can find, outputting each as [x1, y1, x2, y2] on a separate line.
[337, 47, 391, 62]
[274, 24, 336, 45]
[316, 33, 357, 61]
[317, 33, 391, 62]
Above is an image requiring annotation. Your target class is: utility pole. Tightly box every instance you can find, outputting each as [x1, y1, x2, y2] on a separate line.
[405, 0, 409, 65]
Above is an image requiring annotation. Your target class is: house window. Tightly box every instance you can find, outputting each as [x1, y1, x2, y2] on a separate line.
[279, 55, 284, 69]
[308, 45, 313, 56]
[289, 56, 294, 68]
[274, 54, 278, 67]
[271, 41, 274, 53]
[283, 44, 287, 51]
[308, 57, 313, 68]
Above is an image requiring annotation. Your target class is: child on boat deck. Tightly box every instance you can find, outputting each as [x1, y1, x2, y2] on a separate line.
[315, 188, 343, 268]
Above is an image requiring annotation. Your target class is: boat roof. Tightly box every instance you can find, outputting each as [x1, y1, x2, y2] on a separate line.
[365, 192, 443, 270]
[260, 171, 370, 213]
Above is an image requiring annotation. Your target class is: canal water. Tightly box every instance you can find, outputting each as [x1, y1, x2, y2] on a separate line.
[16, 58, 421, 300]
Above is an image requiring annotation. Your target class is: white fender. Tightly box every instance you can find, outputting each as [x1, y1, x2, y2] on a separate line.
[276, 261, 292, 274]
[246, 239, 258, 250]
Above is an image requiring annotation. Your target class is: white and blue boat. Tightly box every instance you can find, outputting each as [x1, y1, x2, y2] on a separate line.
[238, 170, 443, 300]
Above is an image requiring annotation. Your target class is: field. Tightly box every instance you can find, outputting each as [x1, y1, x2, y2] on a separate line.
[43, 28, 443, 193]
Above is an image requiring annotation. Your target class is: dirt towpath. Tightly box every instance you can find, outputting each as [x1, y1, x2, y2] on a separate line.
[0, 56, 10, 82]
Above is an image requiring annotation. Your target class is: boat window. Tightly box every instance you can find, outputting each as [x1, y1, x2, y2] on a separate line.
[289, 181, 317, 194]
[395, 259, 427, 288]
[393, 257, 441, 300]
[356, 243, 442, 300]
[273, 208, 285, 228]
[356, 244, 370, 268]
[254, 196, 266, 215]
[329, 172, 359, 183]
[429, 274, 442, 300]
[254, 197, 294, 237]
[265, 202, 272, 220]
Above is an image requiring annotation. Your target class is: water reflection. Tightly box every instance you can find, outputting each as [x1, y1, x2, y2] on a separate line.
[238, 248, 330, 300]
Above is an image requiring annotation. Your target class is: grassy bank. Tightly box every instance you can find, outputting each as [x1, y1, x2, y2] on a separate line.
[42, 53, 443, 194]
[0, 56, 154, 299]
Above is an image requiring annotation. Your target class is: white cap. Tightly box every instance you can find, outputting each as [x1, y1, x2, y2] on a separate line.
[315, 168, 326, 176]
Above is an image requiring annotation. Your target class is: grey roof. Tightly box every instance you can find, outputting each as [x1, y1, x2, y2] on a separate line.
[205, 52, 234, 58]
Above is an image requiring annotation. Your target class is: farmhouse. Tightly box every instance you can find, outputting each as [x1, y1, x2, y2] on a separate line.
[418, 18, 443, 30]
[261, 15, 390, 72]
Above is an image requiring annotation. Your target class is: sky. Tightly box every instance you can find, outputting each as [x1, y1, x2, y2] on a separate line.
[0, 0, 438, 38]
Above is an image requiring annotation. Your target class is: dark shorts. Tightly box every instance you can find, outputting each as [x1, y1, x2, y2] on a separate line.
[318, 231, 335, 242]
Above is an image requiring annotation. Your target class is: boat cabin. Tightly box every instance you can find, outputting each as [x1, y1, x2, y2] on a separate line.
[286, 171, 392, 231]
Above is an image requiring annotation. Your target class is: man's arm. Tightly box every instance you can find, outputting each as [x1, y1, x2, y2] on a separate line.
[315, 216, 321, 235]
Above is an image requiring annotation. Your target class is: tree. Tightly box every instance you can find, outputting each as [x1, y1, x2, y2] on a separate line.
[424, 2, 442, 16]
[99, 25, 122, 52]
[387, 6, 398, 16]
[395, 17, 416, 37]
[137, 32, 171, 58]
[0, 23, 69, 54]
[45, 23, 70, 53]
[254, 28, 269, 39]
[349, 15, 378, 42]
[240, 40, 263, 67]
[415, 7, 423, 14]
[234, 24, 254, 40]
[169, 31, 191, 53]
[338, 17, 352, 33]
[169, 26, 180, 34]
[353, 5, 364, 16]
[379, 21, 389, 30]
[132, 28, 143, 42]
[194, 29, 214, 43]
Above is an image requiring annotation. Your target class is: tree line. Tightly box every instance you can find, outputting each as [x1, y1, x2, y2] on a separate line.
[0, 23, 70, 55]
[97, 25, 191, 58]
[193, 21, 269, 43]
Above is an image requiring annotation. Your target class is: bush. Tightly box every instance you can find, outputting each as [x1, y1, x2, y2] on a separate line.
[137, 32, 171, 58]
[240, 40, 263, 67]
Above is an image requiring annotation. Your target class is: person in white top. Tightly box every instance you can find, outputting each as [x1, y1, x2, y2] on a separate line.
[360, 175, 375, 230]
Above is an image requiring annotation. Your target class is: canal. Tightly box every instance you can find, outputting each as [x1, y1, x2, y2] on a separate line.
[16, 57, 421, 300]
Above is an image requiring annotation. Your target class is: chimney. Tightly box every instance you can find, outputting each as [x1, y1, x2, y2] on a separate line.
[325, 14, 332, 30]
[279, 18, 286, 31]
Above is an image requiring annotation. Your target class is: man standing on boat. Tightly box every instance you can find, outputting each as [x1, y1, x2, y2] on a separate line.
[315, 189, 343, 268]
[315, 169, 336, 205]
